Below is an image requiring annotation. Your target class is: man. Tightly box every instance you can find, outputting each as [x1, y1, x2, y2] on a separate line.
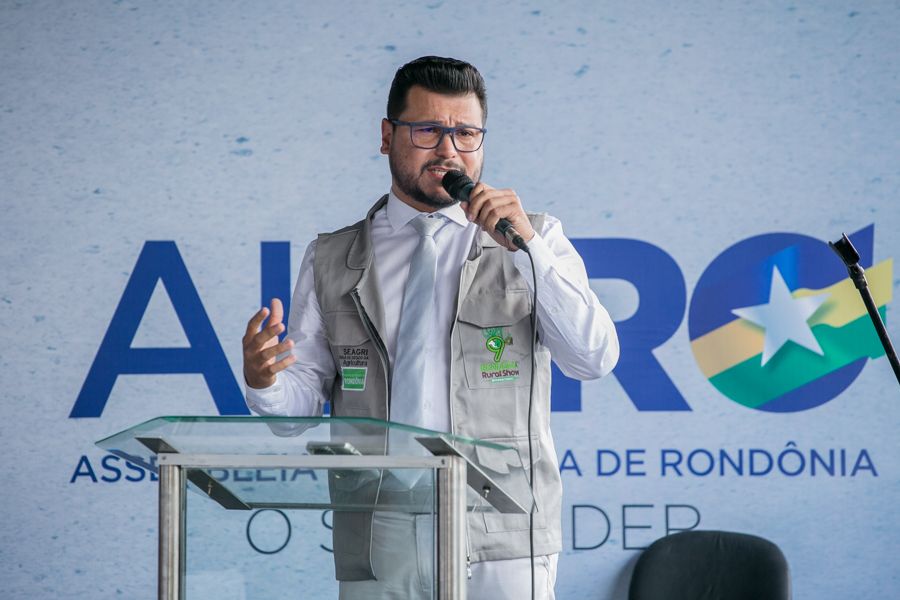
[243, 56, 619, 599]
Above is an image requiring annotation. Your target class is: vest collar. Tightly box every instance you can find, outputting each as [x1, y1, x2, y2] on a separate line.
[349, 192, 481, 268]
[346, 194, 388, 270]
[466, 227, 501, 261]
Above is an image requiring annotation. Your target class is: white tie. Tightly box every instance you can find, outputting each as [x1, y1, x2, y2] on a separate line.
[391, 214, 445, 428]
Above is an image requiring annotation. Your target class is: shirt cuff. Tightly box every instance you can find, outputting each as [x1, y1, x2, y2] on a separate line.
[512, 232, 554, 281]
[244, 375, 287, 413]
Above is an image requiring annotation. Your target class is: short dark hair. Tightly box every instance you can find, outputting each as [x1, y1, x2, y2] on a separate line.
[387, 56, 487, 123]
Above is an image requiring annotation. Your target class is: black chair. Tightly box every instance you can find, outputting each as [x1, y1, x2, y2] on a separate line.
[628, 530, 790, 600]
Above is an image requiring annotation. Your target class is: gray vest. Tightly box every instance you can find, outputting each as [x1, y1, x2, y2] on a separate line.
[314, 195, 561, 580]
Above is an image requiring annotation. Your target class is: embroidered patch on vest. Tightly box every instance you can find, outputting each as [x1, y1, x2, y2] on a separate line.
[480, 327, 519, 383]
[341, 367, 367, 391]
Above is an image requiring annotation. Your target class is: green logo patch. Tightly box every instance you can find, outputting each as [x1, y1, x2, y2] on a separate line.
[341, 367, 367, 391]
[480, 360, 520, 383]
[480, 327, 518, 383]
[485, 335, 506, 362]
[482, 327, 512, 361]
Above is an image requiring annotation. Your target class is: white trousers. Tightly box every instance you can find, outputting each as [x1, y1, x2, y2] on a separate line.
[338, 512, 557, 600]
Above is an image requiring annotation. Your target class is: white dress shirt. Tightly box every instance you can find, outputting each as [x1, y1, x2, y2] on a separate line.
[246, 191, 619, 432]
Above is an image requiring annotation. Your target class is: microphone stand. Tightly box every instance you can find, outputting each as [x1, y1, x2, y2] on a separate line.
[829, 233, 900, 388]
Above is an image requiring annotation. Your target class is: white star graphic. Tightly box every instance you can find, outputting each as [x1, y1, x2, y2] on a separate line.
[731, 265, 830, 366]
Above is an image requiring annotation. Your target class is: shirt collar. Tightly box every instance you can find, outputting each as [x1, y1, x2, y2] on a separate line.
[386, 190, 469, 233]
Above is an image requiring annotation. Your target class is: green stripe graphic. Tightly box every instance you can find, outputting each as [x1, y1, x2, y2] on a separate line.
[708, 307, 887, 408]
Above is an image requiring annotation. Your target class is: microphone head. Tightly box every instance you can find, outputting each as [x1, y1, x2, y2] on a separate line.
[441, 170, 474, 201]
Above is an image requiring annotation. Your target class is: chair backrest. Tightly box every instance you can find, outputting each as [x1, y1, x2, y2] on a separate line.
[628, 530, 790, 600]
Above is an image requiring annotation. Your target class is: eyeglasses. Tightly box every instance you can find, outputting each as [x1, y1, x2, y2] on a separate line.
[389, 119, 486, 152]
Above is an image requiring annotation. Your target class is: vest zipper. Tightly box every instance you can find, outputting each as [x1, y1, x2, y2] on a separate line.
[350, 289, 391, 413]
[349, 288, 391, 581]
[451, 270, 474, 579]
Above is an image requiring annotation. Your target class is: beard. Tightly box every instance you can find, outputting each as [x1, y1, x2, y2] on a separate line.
[389, 154, 481, 209]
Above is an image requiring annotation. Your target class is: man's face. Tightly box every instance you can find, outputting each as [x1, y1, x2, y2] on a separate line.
[381, 85, 484, 211]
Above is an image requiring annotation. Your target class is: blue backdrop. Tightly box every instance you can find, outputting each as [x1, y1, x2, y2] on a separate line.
[2, 1, 898, 598]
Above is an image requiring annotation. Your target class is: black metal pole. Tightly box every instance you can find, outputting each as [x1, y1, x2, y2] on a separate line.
[829, 234, 900, 388]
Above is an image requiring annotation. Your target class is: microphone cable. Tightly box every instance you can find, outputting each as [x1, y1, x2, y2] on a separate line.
[524, 242, 538, 600]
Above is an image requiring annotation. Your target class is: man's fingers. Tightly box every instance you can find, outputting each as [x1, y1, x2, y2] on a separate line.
[243, 297, 284, 343]
[463, 183, 495, 221]
[266, 353, 297, 376]
[248, 321, 285, 352]
[481, 197, 518, 233]
[462, 185, 533, 251]
[466, 187, 516, 225]
[244, 306, 270, 339]
[259, 338, 295, 362]
[470, 193, 518, 231]
[243, 333, 294, 388]
[269, 297, 284, 326]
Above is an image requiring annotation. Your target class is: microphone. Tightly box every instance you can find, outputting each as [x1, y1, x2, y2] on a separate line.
[442, 170, 530, 252]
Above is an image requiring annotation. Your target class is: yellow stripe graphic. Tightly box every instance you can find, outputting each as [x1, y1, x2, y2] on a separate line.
[797, 259, 892, 327]
[691, 259, 892, 379]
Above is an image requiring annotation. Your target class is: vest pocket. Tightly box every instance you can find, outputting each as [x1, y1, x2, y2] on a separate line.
[325, 311, 376, 414]
[475, 435, 547, 533]
[325, 310, 370, 346]
[456, 291, 533, 390]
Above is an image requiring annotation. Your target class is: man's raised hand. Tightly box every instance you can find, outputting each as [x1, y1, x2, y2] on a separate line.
[242, 298, 296, 389]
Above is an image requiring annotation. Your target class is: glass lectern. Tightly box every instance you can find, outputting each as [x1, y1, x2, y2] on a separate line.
[97, 417, 532, 600]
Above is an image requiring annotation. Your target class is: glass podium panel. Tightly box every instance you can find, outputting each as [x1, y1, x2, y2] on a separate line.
[181, 467, 436, 599]
[96, 416, 534, 514]
[183, 482, 350, 599]
[97, 417, 534, 599]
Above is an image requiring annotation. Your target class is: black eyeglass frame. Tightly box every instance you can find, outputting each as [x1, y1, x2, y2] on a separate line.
[388, 119, 487, 152]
